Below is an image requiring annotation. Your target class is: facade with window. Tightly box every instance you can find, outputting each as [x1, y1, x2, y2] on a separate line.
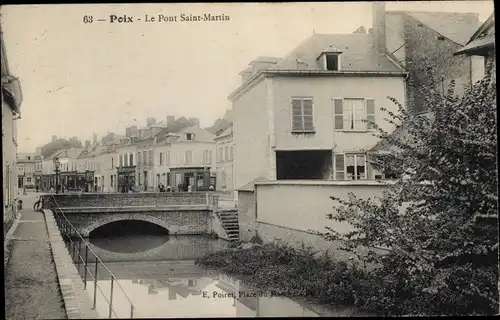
[116, 139, 137, 193]
[214, 124, 235, 191]
[154, 126, 216, 191]
[2, 26, 22, 230]
[230, 33, 407, 188]
[16, 152, 37, 189]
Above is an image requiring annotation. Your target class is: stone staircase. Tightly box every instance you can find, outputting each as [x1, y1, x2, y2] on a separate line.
[216, 209, 239, 242]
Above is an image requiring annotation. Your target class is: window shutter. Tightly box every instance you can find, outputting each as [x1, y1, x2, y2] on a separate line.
[353, 99, 365, 130]
[291, 99, 303, 131]
[334, 154, 345, 180]
[302, 99, 314, 131]
[366, 99, 376, 130]
[333, 99, 343, 129]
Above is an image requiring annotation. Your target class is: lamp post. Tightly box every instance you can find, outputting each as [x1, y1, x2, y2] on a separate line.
[53, 157, 61, 194]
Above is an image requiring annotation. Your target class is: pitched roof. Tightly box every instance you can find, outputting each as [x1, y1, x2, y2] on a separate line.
[52, 147, 83, 159]
[176, 126, 215, 143]
[214, 124, 233, 140]
[454, 12, 495, 56]
[403, 11, 481, 45]
[268, 33, 402, 72]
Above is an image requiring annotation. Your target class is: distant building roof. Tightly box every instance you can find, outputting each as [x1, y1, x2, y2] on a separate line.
[401, 11, 481, 46]
[214, 124, 233, 140]
[176, 126, 215, 143]
[268, 33, 403, 72]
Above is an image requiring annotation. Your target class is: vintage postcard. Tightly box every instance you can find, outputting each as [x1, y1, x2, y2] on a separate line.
[2, 1, 497, 318]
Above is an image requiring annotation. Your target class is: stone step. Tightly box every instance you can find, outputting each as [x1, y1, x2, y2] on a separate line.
[222, 222, 239, 227]
[223, 224, 239, 229]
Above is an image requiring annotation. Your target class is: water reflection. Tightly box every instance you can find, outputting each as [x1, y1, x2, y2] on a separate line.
[82, 235, 361, 318]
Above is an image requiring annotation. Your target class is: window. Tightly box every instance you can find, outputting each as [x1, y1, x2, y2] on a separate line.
[166, 151, 171, 166]
[291, 98, 314, 132]
[124, 153, 128, 167]
[149, 150, 153, 165]
[111, 157, 114, 168]
[159, 152, 163, 165]
[186, 133, 194, 141]
[333, 98, 375, 131]
[111, 175, 114, 187]
[129, 153, 134, 166]
[326, 54, 339, 71]
[119, 155, 123, 167]
[208, 150, 212, 164]
[138, 152, 141, 165]
[185, 151, 192, 164]
[224, 146, 229, 162]
[334, 153, 367, 180]
[230, 146, 234, 161]
[27, 177, 32, 183]
[143, 150, 147, 164]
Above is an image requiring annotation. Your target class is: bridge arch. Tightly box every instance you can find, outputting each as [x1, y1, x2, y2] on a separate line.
[81, 214, 179, 237]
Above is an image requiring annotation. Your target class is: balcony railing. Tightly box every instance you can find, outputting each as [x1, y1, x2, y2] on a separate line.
[46, 195, 136, 318]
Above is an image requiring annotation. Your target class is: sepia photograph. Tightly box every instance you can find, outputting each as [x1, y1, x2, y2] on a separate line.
[1, 1, 497, 318]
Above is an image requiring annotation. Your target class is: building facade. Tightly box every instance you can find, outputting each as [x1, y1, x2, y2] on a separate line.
[154, 126, 216, 191]
[230, 34, 406, 189]
[214, 124, 235, 191]
[2, 26, 23, 229]
[374, 3, 483, 113]
[454, 12, 495, 81]
[116, 138, 137, 193]
[17, 153, 37, 189]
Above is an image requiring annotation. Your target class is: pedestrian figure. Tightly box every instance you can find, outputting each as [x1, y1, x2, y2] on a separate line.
[166, 185, 172, 192]
[36, 185, 39, 193]
[187, 184, 192, 193]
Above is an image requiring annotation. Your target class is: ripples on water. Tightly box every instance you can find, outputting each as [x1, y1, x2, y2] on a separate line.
[79, 231, 360, 318]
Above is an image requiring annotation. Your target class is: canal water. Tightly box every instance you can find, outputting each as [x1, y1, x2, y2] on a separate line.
[77, 222, 361, 318]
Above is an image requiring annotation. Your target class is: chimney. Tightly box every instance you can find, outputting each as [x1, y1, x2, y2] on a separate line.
[167, 116, 175, 127]
[93, 132, 98, 144]
[130, 125, 138, 137]
[52, 135, 57, 142]
[125, 127, 131, 137]
[372, 2, 386, 54]
[85, 140, 90, 149]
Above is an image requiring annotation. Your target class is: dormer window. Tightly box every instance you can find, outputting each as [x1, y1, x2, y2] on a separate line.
[326, 54, 340, 71]
[186, 133, 194, 141]
[317, 46, 342, 71]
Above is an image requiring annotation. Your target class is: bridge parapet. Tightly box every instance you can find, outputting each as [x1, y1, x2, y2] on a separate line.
[41, 192, 219, 208]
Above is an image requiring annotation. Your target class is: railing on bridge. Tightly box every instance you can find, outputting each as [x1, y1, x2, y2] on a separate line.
[47, 195, 136, 318]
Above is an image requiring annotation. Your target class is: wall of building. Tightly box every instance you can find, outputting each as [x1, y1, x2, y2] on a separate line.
[215, 134, 234, 191]
[232, 78, 271, 189]
[2, 99, 18, 226]
[272, 76, 406, 153]
[385, 13, 406, 65]
[404, 14, 473, 113]
[254, 180, 387, 234]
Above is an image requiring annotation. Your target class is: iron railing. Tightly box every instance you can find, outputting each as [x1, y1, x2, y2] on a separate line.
[46, 195, 136, 318]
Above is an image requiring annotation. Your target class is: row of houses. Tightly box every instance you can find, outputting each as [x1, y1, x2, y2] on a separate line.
[22, 121, 236, 193]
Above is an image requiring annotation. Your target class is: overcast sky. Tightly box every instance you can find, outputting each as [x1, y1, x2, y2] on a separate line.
[1, 1, 494, 153]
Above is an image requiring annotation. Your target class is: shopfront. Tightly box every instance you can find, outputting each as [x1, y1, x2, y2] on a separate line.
[117, 166, 136, 193]
[169, 167, 216, 192]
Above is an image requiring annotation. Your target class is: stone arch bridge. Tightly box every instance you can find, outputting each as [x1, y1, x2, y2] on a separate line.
[40, 192, 227, 238]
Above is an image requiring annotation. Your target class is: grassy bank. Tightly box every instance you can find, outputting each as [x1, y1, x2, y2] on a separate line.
[195, 239, 498, 316]
[195, 240, 369, 310]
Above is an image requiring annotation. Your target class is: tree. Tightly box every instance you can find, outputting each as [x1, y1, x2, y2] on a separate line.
[321, 63, 498, 315]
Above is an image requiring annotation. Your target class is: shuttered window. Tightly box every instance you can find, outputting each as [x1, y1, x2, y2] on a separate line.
[333, 98, 376, 131]
[291, 98, 314, 132]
